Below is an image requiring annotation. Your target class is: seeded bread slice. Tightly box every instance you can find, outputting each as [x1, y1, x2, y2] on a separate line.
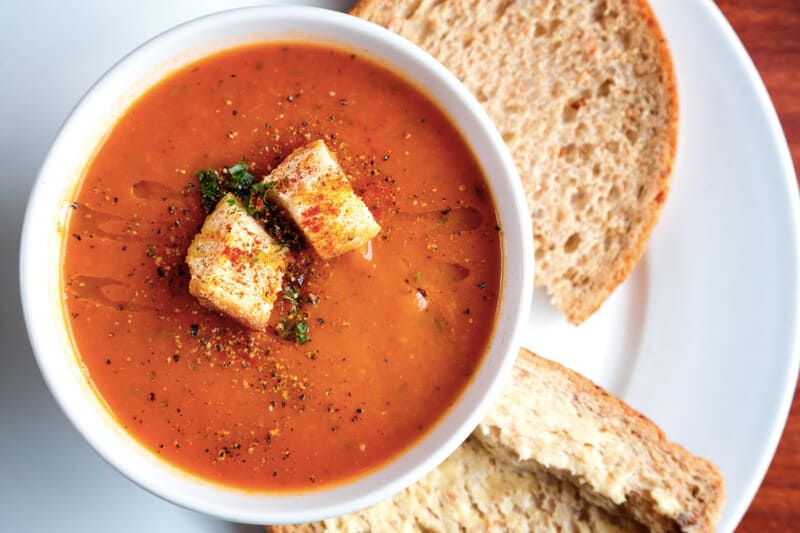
[477, 349, 724, 533]
[352, 0, 677, 324]
[269, 349, 724, 533]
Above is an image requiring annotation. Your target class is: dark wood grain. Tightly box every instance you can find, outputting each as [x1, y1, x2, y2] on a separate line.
[714, 1, 800, 531]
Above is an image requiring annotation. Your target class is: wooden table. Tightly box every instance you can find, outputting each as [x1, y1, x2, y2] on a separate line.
[714, 1, 800, 530]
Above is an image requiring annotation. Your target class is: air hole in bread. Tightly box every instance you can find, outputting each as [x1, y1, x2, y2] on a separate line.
[564, 233, 581, 253]
[592, 0, 608, 23]
[534, 22, 547, 37]
[502, 131, 516, 143]
[617, 29, 632, 49]
[562, 101, 579, 123]
[560, 143, 577, 162]
[571, 188, 588, 210]
[496, 0, 514, 19]
[607, 185, 621, 202]
[579, 143, 595, 162]
[597, 78, 614, 97]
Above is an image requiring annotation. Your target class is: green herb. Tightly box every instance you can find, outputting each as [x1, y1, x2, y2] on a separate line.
[294, 319, 309, 344]
[197, 170, 223, 213]
[279, 315, 310, 344]
[277, 261, 313, 345]
[227, 162, 255, 196]
[195, 161, 255, 213]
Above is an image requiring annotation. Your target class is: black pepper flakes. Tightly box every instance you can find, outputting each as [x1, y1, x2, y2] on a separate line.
[477, 281, 486, 289]
[189, 324, 199, 338]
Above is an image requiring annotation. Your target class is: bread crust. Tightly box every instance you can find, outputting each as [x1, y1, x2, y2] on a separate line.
[352, 0, 679, 325]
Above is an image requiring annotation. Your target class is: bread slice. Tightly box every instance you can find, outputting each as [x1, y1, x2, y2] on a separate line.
[352, 0, 677, 324]
[477, 349, 724, 532]
[269, 349, 724, 533]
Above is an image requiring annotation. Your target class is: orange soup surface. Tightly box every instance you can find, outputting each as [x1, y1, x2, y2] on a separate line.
[63, 43, 501, 491]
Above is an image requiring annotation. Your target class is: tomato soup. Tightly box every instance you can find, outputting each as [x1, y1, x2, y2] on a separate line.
[63, 43, 501, 491]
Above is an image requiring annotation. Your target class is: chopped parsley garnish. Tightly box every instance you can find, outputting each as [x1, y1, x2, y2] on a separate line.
[294, 319, 310, 344]
[227, 162, 255, 196]
[276, 261, 315, 345]
[195, 161, 257, 214]
[197, 170, 223, 213]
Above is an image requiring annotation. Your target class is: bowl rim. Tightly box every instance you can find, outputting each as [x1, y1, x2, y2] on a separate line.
[19, 4, 534, 524]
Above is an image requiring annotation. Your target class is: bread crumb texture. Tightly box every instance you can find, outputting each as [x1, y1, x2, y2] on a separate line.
[352, 0, 677, 324]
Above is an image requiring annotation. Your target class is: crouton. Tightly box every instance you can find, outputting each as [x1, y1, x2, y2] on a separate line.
[266, 140, 380, 259]
[186, 193, 288, 330]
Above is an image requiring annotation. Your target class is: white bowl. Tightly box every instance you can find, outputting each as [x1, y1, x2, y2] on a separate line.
[19, 5, 533, 525]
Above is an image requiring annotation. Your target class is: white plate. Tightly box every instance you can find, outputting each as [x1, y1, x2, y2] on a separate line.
[527, 1, 799, 531]
[2, 1, 797, 531]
